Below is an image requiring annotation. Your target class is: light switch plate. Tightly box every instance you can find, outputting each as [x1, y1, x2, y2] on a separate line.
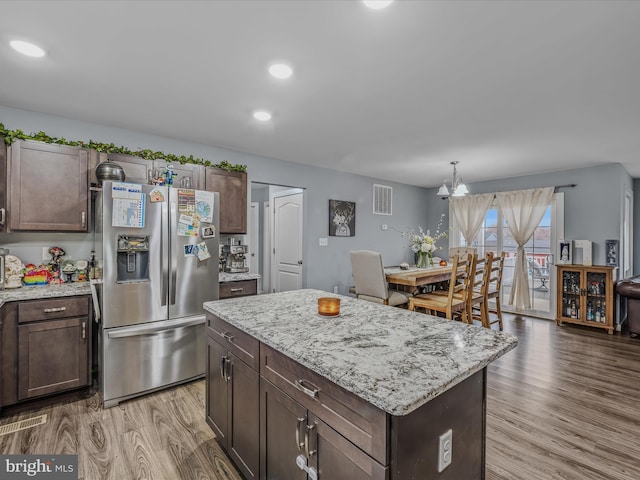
[319, 238, 328, 247]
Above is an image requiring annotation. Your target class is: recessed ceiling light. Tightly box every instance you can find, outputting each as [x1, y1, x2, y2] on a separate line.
[10, 40, 45, 58]
[363, 0, 394, 10]
[253, 110, 272, 122]
[268, 63, 293, 80]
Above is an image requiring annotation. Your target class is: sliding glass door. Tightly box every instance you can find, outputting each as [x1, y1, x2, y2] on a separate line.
[451, 193, 564, 319]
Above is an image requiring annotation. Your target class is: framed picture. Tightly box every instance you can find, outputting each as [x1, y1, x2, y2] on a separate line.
[329, 200, 356, 237]
[558, 240, 572, 264]
[606, 239, 619, 267]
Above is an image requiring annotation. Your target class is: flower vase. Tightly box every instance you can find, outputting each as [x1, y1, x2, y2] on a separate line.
[416, 252, 428, 268]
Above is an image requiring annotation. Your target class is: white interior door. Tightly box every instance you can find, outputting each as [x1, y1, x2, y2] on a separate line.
[263, 202, 271, 294]
[272, 192, 303, 292]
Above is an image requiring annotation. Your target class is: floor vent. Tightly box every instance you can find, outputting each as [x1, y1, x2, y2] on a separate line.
[0, 414, 47, 436]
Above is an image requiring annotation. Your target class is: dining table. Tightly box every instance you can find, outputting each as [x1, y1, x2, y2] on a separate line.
[385, 263, 453, 294]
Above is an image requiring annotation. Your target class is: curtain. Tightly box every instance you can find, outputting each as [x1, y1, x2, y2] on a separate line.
[495, 187, 554, 309]
[450, 193, 494, 246]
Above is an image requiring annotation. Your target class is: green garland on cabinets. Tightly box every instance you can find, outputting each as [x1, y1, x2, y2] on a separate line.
[0, 122, 247, 173]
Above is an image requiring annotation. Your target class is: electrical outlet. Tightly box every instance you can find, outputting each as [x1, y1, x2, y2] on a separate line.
[438, 429, 452, 472]
[42, 247, 50, 261]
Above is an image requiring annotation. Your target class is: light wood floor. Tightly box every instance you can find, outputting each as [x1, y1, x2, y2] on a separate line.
[1, 315, 639, 479]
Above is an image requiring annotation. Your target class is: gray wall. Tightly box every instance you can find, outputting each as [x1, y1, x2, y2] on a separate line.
[1, 105, 636, 291]
[425, 164, 635, 271]
[0, 105, 431, 294]
[635, 178, 640, 275]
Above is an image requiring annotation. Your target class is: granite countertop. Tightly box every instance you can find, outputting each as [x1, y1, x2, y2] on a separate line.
[0, 282, 92, 308]
[219, 272, 261, 282]
[203, 289, 517, 416]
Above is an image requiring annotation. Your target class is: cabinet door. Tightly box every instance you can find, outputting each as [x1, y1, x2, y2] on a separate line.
[18, 317, 89, 399]
[154, 160, 204, 190]
[308, 413, 386, 480]
[0, 140, 6, 233]
[9, 140, 89, 231]
[205, 168, 247, 234]
[206, 336, 229, 444]
[105, 153, 150, 184]
[558, 267, 583, 320]
[229, 353, 260, 480]
[260, 379, 307, 480]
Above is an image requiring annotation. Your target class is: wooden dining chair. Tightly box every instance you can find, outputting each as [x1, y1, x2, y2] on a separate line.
[485, 251, 506, 330]
[408, 254, 473, 320]
[467, 253, 491, 327]
[448, 247, 477, 261]
[350, 250, 411, 307]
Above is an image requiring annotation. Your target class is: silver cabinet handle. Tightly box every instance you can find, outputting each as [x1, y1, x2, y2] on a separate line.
[230, 287, 244, 292]
[81, 211, 86, 228]
[82, 321, 86, 340]
[44, 307, 67, 313]
[295, 379, 320, 399]
[224, 357, 232, 381]
[221, 331, 234, 342]
[296, 417, 305, 451]
[220, 356, 228, 382]
[0, 208, 5, 226]
[305, 424, 316, 458]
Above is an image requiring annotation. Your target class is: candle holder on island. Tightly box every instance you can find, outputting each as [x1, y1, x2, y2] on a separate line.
[318, 297, 340, 317]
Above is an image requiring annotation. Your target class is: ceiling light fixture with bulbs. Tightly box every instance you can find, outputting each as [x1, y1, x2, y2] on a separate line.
[437, 161, 469, 199]
[10, 40, 46, 58]
[363, 0, 394, 10]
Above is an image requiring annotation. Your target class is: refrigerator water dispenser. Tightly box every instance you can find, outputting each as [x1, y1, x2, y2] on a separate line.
[116, 235, 150, 283]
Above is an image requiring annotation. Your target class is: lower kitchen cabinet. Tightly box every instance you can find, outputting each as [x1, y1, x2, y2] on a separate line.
[0, 295, 92, 409]
[18, 316, 89, 400]
[260, 375, 386, 480]
[219, 279, 258, 299]
[206, 319, 259, 479]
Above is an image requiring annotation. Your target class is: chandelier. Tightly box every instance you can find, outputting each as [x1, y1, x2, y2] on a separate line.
[436, 161, 468, 198]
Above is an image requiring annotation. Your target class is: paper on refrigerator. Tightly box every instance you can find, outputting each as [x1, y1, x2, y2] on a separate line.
[112, 183, 145, 228]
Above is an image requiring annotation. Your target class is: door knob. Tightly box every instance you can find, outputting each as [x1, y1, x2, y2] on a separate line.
[298, 260, 303, 265]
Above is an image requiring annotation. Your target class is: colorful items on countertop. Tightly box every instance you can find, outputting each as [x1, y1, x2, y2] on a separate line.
[23, 264, 53, 286]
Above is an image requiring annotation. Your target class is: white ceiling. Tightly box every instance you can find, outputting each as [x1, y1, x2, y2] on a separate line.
[1, 1, 639, 188]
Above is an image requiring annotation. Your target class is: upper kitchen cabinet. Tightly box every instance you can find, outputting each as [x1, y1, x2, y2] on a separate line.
[0, 139, 6, 233]
[154, 159, 204, 190]
[90, 152, 204, 189]
[7, 140, 89, 232]
[205, 167, 247, 234]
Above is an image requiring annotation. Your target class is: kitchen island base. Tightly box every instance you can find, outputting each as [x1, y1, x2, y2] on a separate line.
[207, 312, 488, 480]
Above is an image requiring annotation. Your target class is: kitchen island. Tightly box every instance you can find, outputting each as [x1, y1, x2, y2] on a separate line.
[203, 289, 517, 480]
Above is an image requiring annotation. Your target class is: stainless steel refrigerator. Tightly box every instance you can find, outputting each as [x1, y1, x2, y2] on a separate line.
[94, 181, 219, 408]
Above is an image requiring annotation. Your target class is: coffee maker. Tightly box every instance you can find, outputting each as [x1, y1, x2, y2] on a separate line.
[221, 244, 249, 273]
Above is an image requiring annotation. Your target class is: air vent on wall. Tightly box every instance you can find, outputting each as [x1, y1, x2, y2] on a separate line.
[373, 184, 392, 215]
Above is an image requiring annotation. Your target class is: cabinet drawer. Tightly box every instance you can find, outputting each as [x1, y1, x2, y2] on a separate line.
[18, 296, 90, 323]
[207, 314, 259, 371]
[261, 344, 388, 465]
[219, 280, 257, 299]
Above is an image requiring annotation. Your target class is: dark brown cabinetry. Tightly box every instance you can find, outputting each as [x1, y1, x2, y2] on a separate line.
[219, 279, 257, 299]
[0, 139, 7, 233]
[90, 152, 205, 189]
[7, 140, 89, 231]
[206, 312, 489, 480]
[205, 168, 247, 234]
[0, 296, 92, 409]
[206, 314, 259, 479]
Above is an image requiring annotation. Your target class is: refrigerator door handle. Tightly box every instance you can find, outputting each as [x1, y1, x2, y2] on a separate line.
[170, 200, 177, 305]
[162, 200, 169, 306]
[107, 317, 204, 338]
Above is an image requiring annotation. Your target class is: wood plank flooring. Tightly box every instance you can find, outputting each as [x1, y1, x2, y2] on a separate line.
[1, 314, 639, 479]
